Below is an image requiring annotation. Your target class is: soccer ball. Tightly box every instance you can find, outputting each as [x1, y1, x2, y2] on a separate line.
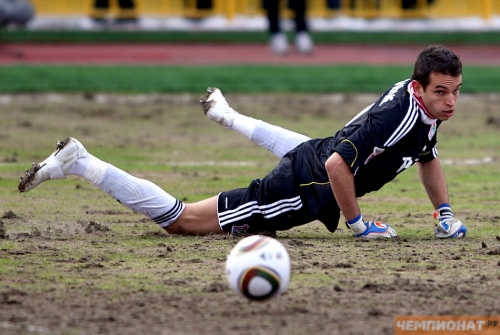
[225, 235, 290, 301]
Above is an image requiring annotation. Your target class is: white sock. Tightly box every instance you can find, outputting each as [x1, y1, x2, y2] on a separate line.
[230, 114, 259, 139]
[68, 154, 184, 228]
[251, 121, 310, 158]
[68, 154, 107, 184]
[229, 114, 310, 159]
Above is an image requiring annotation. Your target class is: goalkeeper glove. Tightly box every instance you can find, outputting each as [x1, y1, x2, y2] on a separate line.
[346, 214, 398, 239]
[433, 204, 467, 239]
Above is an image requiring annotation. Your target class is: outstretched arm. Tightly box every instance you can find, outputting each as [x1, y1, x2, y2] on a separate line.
[418, 158, 467, 238]
[417, 158, 449, 208]
[325, 152, 360, 221]
[325, 152, 397, 239]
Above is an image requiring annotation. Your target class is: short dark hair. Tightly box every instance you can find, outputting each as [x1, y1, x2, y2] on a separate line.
[411, 45, 462, 89]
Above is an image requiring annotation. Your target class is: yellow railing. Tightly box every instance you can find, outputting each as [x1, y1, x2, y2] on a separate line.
[29, 0, 500, 20]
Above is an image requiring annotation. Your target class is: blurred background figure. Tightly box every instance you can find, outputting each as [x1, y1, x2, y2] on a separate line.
[91, 0, 137, 24]
[402, 0, 434, 9]
[263, 0, 314, 55]
[0, 0, 35, 27]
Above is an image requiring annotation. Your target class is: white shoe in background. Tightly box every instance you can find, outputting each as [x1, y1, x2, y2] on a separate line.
[295, 31, 314, 54]
[269, 32, 290, 55]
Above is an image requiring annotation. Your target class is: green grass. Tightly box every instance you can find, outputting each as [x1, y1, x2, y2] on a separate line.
[2, 30, 500, 94]
[4, 31, 500, 44]
[2, 64, 500, 93]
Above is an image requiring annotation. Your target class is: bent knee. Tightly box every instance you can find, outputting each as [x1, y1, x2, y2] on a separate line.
[163, 222, 187, 235]
[163, 200, 223, 235]
[163, 221, 224, 235]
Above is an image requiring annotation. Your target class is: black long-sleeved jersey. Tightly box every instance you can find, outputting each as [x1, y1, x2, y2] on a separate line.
[294, 79, 440, 216]
[217, 79, 445, 233]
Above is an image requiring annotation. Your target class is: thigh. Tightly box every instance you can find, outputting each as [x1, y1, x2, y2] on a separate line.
[218, 187, 311, 235]
[218, 158, 316, 235]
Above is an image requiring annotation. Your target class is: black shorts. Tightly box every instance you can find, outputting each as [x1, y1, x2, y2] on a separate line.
[217, 148, 340, 235]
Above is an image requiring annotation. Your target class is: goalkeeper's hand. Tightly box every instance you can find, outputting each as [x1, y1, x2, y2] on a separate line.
[345, 215, 398, 239]
[433, 206, 467, 239]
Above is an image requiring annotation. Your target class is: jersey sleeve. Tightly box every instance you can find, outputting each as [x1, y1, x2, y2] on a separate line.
[417, 132, 438, 163]
[333, 91, 417, 172]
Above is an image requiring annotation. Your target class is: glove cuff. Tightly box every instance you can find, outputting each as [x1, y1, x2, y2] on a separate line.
[433, 206, 453, 220]
[345, 214, 365, 235]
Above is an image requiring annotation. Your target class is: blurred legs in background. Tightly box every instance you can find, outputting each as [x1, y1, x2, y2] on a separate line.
[0, 0, 34, 27]
[263, 0, 314, 55]
[0, 0, 35, 58]
[91, 0, 137, 24]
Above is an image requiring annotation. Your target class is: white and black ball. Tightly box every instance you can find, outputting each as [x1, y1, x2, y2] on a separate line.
[225, 235, 290, 301]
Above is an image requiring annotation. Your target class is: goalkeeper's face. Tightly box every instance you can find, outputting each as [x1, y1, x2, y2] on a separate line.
[415, 72, 462, 121]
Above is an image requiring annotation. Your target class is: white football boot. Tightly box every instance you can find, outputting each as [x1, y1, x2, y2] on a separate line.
[18, 137, 87, 192]
[200, 87, 238, 127]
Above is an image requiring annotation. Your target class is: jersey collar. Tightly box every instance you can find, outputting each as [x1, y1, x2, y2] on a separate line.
[409, 81, 437, 125]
